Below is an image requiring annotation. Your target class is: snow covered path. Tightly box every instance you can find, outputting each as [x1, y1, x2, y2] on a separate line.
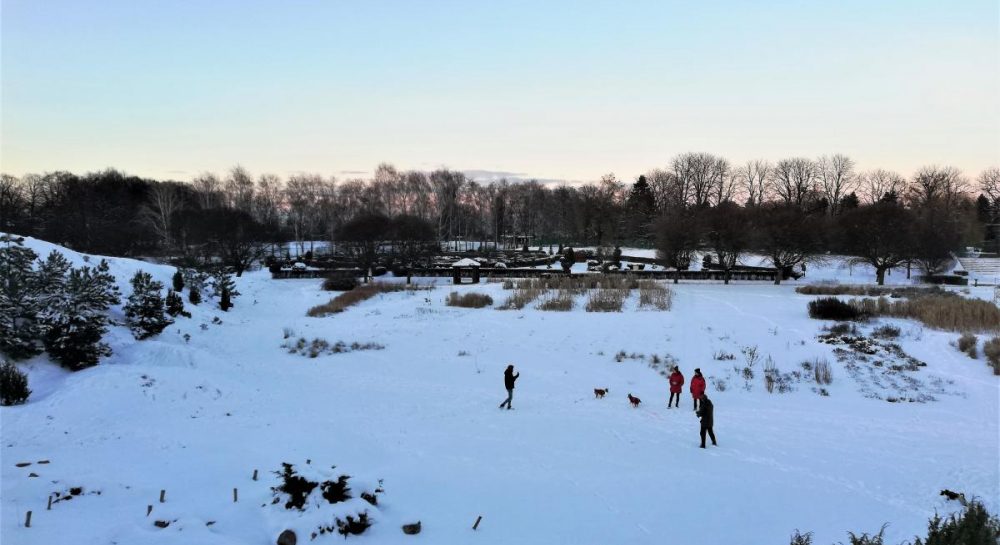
[2, 240, 998, 544]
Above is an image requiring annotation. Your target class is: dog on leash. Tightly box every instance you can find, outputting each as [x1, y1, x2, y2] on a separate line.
[627, 393, 641, 407]
[594, 388, 609, 399]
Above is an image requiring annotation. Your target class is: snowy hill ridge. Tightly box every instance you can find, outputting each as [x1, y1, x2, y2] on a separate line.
[2, 237, 998, 545]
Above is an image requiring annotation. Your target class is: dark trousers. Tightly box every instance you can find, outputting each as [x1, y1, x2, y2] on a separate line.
[499, 388, 513, 409]
[700, 424, 717, 448]
[668, 392, 680, 407]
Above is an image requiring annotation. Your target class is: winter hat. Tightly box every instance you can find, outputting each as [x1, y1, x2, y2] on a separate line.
[695, 368, 701, 373]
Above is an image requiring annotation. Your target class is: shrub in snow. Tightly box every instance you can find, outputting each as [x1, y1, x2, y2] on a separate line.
[322, 276, 358, 291]
[219, 284, 233, 311]
[812, 358, 833, 385]
[39, 260, 119, 371]
[983, 337, 1000, 375]
[0, 360, 31, 405]
[913, 500, 1000, 545]
[124, 271, 174, 339]
[871, 324, 901, 339]
[845, 525, 887, 545]
[181, 268, 209, 295]
[188, 284, 202, 305]
[825, 322, 858, 336]
[789, 530, 813, 545]
[956, 333, 978, 359]
[270, 463, 379, 540]
[445, 291, 493, 308]
[0, 236, 43, 360]
[808, 297, 864, 321]
[165, 290, 188, 317]
[171, 269, 184, 292]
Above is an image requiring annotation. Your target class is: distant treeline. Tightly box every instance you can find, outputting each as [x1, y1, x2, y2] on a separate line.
[0, 156, 997, 278]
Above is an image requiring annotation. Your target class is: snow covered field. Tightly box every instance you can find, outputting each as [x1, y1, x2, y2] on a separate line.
[2, 237, 998, 545]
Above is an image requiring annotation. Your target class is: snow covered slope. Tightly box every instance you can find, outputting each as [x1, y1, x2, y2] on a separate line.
[2, 239, 998, 545]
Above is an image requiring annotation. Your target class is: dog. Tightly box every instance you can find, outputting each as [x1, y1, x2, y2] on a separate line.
[940, 489, 968, 507]
[627, 393, 641, 407]
[594, 388, 609, 399]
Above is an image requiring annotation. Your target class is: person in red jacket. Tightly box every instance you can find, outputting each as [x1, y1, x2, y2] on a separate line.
[690, 368, 707, 411]
[668, 366, 684, 408]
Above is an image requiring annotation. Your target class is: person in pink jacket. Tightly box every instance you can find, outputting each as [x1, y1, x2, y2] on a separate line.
[668, 366, 684, 408]
[690, 368, 706, 411]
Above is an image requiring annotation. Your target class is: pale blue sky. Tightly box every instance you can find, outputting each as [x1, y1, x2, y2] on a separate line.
[2, 0, 997, 183]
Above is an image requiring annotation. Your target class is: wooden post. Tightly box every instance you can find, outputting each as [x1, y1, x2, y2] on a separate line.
[233, 488, 238, 502]
[252, 469, 258, 481]
[47, 496, 52, 511]
[25, 511, 32, 528]
[147, 505, 153, 517]
[472, 515, 482, 530]
[159, 490, 166, 503]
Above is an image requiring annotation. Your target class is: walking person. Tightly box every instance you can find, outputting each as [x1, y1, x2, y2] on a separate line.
[690, 368, 706, 411]
[697, 394, 717, 448]
[498, 364, 519, 410]
[668, 366, 684, 408]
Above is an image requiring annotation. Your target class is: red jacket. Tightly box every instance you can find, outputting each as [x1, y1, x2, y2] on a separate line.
[690, 375, 706, 398]
[669, 371, 684, 394]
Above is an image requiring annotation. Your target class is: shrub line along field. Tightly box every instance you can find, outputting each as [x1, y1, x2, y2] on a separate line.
[2, 238, 998, 545]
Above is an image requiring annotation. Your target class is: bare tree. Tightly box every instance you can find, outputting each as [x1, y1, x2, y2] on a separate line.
[858, 169, 907, 204]
[908, 165, 968, 211]
[140, 183, 183, 248]
[817, 154, 856, 215]
[770, 158, 817, 207]
[672, 152, 725, 207]
[191, 172, 223, 209]
[224, 165, 255, 213]
[978, 167, 1000, 202]
[736, 160, 772, 207]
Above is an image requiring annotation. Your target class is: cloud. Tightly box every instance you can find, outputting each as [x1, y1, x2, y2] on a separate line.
[462, 169, 577, 186]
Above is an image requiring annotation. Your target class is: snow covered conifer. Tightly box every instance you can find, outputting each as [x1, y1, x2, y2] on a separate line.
[0, 359, 31, 405]
[165, 289, 185, 317]
[124, 271, 173, 339]
[220, 284, 233, 311]
[40, 260, 120, 370]
[0, 235, 42, 360]
[172, 269, 184, 292]
[210, 269, 238, 311]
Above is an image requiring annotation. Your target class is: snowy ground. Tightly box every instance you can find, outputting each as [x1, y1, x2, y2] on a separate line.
[2, 237, 998, 545]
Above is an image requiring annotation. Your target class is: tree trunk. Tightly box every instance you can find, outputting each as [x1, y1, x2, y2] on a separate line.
[724, 269, 731, 285]
[876, 267, 886, 285]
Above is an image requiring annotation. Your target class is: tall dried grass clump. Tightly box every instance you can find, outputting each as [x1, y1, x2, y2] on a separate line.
[445, 291, 493, 308]
[957, 333, 978, 358]
[983, 337, 1000, 375]
[585, 288, 629, 312]
[537, 290, 575, 311]
[813, 358, 833, 385]
[308, 282, 424, 317]
[795, 284, 947, 298]
[498, 286, 545, 310]
[848, 296, 1000, 332]
[637, 280, 672, 310]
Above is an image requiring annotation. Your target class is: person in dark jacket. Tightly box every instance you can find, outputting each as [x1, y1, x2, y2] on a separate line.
[690, 368, 706, 411]
[696, 394, 717, 448]
[498, 364, 519, 409]
[668, 366, 684, 408]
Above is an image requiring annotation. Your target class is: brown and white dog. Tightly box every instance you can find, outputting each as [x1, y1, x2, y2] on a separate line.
[627, 393, 641, 407]
[594, 388, 609, 399]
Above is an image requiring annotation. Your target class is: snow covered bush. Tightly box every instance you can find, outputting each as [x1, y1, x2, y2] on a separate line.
[808, 297, 865, 321]
[270, 463, 380, 540]
[124, 271, 173, 339]
[789, 530, 813, 545]
[39, 260, 119, 371]
[956, 333, 978, 359]
[445, 291, 493, 308]
[188, 284, 202, 305]
[0, 360, 31, 406]
[913, 500, 1000, 545]
[871, 324, 901, 339]
[165, 290, 188, 317]
[171, 269, 184, 292]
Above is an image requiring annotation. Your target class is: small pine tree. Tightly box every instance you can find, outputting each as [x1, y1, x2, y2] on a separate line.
[188, 284, 202, 305]
[914, 501, 1000, 545]
[172, 269, 184, 292]
[560, 247, 575, 273]
[220, 284, 233, 311]
[165, 289, 185, 317]
[124, 271, 173, 340]
[40, 260, 120, 371]
[0, 359, 31, 406]
[0, 236, 42, 360]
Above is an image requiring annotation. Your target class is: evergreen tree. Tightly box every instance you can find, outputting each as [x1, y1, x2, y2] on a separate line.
[40, 260, 119, 370]
[0, 359, 31, 406]
[188, 284, 202, 305]
[165, 289, 185, 317]
[124, 271, 173, 339]
[560, 247, 575, 273]
[0, 236, 42, 360]
[210, 269, 239, 311]
[220, 284, 233, 311]
[172, 269, 184, 292]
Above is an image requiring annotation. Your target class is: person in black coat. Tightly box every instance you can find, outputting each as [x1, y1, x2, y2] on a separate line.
[498, 364, 519, 409]
[696, 394, 717, 448]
